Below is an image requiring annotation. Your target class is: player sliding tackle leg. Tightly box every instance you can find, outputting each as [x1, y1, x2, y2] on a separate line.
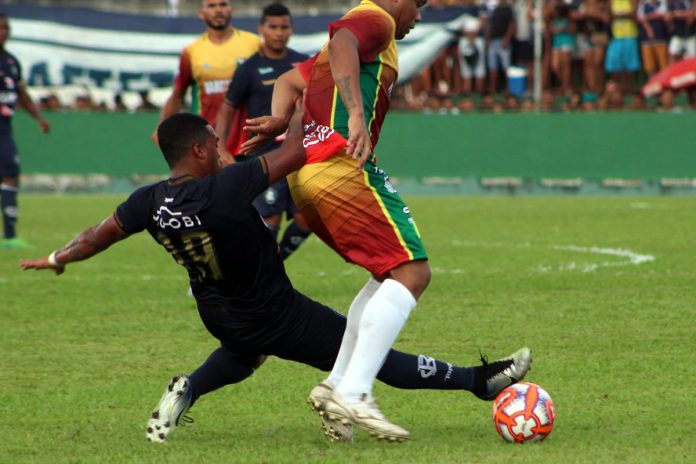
[145, 337, 531, 443]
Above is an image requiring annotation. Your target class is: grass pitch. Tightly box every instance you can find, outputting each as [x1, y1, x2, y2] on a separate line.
[1, 195, 694, 463]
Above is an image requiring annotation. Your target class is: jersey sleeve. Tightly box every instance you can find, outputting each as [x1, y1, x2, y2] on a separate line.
[173, 48, 193, 92]
[329, 11, 394, 62]
[114, 186, 152, 235]
[211, 157, 269, 208]
[297, 54, 318, 83]
[225, 61, 253, 108]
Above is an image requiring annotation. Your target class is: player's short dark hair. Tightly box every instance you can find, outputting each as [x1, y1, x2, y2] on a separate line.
[261, 3, 291, 24]
[157, 113, 211, 168]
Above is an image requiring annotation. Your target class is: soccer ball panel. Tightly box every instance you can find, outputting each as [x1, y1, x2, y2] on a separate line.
[492, 382, 555, 443]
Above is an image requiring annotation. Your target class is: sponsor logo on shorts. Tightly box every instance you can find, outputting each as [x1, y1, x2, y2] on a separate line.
[264, 188, 278, 205]
[418, 355, 437, 378]
[302, 121, 336, 148]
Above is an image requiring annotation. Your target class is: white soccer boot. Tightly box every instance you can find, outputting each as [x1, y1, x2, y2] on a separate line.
[146, 374, 193, 442]
[307, 381, 354, 443]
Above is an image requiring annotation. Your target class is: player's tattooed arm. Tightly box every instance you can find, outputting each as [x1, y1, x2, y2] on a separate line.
[20, 215, 130, 275]
[328, 28, 372, 167]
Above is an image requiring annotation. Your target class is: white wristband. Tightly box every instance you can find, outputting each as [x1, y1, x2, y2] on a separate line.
[48, 251, 63, 268]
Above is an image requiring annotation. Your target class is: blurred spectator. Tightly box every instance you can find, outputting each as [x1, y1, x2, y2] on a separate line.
[563, 92, 583, 110]
[479, 93, 496, 111]
[486, 0, 516, 94]
[606, 0, 641, 93]
[582, 91, 600, 110]
[113, 93, 127, 112]
[457, 0, 487, 94]
[657, 88, 676, 110]
[166, 0, 180, 17]
[520, 96, 536, 111]
[637, 0, 669, 77]
[604, 79, 627, 108]
[74, 94, 94, 111]
[540, 90, 558, 110]
[629, 92, 649, 109]
[39, 93, 61, 111]
[548, 0, 576, 95]
[505, 94, 521, 110]
[577, 0, 611, 94]
[512, 0, 535, 93]
[667, 0, 696, 63]
[458, 94, 477, 112]
[137, 90, 158, 112]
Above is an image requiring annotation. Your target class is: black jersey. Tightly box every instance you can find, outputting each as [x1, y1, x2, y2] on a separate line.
[225, 49, 308, 120]
[0, 51, 22, 134]
[115, 158, 294, 312]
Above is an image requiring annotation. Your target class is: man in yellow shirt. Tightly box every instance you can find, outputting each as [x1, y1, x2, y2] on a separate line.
[153, 0, 260, 146]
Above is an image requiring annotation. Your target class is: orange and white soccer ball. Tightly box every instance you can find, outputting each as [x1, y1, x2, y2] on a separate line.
[492, 382, 556, 443]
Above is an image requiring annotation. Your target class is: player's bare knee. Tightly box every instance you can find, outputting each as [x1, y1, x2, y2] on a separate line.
[389, 260, 431, 300]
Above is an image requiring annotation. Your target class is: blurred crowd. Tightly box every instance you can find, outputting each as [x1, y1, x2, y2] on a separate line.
[31, 0, 696, 114]
[397, 0, 696, 112]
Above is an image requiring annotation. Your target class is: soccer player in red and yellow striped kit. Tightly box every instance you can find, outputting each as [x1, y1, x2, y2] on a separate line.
[245, 0, 431, 441]
[153, 0, 260, 150]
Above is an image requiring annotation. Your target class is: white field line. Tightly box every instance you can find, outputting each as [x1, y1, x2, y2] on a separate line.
[537, 245, 655, 273]
[450, 240, 654, 273]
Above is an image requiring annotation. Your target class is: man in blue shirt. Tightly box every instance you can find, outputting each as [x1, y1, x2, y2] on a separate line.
[216, 3, 310, 260]
[0, 14, 51, 249]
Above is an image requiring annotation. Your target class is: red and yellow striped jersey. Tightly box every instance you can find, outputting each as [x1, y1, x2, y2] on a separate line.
[174, 29, 261, 125]
[301, 0, 398, 164]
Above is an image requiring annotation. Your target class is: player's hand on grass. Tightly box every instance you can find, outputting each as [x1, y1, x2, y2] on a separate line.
[20, 257, 65, 275]
[346, 112, 372, 169]
[240, 116, 289, 154]
[38, 118, 51, 134]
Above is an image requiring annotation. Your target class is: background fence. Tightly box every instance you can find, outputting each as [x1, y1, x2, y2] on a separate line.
[14, 112, 696, 195]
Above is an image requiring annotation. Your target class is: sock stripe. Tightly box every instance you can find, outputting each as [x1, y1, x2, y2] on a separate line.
[0, 184, 18, 192]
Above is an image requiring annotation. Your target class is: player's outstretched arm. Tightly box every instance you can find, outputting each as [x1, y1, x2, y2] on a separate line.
[20, 215, 130, 275]
[240, 67, 306, 154]
[328, 28, 372, 168]
[17, 81, 50, 134]
[261, 98, 306, 185]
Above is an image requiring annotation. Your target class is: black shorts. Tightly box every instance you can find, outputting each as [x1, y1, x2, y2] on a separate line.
[195, 288, 346, 371]
[0, 134, 19, 177]
[252, 176, 298, 220]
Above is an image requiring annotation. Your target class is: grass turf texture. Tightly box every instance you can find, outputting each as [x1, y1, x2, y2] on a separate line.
[1, 195, 694, 463]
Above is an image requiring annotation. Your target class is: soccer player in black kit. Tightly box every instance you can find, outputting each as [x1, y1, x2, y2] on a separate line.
[0, 14, 51, 249]
[21, 108, 531, 444]
[216, 3, 311, 260]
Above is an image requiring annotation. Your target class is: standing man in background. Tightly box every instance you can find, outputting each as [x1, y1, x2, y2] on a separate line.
[216, 3, 310, 260]
[153, 0, 260, 148]
[0, 14, 50, 250]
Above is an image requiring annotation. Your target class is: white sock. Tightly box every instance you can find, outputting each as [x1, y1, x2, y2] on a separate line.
[326, 277, 381, 388]
[335, 279, 416, 403]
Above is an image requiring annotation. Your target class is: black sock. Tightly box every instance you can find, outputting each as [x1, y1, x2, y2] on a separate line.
[266, 224, 280, 241]
[279, 221, 311, 260]
[1, 184, 18, 239]
[376, 350, 475, 391]
[188, 347, 257, 405]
